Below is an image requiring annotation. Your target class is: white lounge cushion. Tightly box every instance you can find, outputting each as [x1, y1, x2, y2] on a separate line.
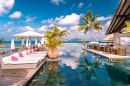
[22, 51, 27, 56]
[5, 59, 40, 64]
[13, 53, 19, 58]
[2, 56, 11, 63]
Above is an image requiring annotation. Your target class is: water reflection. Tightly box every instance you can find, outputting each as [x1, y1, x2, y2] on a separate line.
[77, 50, 102, 80]
[29, 62, 64, 86]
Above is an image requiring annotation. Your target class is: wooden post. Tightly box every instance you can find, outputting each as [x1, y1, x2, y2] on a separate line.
[117, 48, 119, 55]
[104, 47, 105, 52]
[108, 48, 109, 55]
[37, 37, 38, 47]
[30, 36, 31, 53]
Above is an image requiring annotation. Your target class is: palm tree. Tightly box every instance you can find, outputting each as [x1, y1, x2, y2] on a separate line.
[121, 21, 130, 36]
[0, 38, 4, 44]
[77, 51, 102, 80]
[16, 37, 24, 46]
[45, 26, 69, 58]
[77, 10, 102, 42]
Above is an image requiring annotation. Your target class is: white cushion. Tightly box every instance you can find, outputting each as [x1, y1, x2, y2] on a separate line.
[2, 56, 12, 63]
[13, 53, 19, 58]
[22, 51, 27, 56]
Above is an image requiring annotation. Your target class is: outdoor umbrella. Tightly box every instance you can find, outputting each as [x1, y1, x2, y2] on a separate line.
[35, 39, 38, 45]
[26, 39, 29, 48]
[11, 39, 15, 50]
[41, 38, 44, 45]
[13, 31, 44, 52]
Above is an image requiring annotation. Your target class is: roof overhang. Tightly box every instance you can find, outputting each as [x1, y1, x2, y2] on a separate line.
[105, 0, 130, 35]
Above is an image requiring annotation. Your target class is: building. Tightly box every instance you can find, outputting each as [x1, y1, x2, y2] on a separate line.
[105, 0, 130, 55]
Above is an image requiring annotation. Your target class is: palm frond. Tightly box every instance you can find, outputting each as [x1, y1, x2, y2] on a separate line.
[0, 38, 4, 44]
[84, 26, 89, 34]
[91, 13, 98, 22]
[93, 21, 102, 32]
[80, 17, 89, 24]
[86, 10, 92, 22]
[77, 25, 86, 32]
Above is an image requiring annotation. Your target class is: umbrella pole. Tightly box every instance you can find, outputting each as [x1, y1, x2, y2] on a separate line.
[37, 37, 38, 47]
[30, 36, 31, 53]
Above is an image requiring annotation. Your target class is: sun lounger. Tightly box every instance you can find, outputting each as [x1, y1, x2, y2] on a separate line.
[0, 50, 47, 69]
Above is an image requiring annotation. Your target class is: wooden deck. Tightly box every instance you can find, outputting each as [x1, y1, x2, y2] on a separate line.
[85, 48, 130, 59]
[0, 59, 46, 86]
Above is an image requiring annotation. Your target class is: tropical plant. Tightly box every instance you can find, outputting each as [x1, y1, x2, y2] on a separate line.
[29, 62, 64, 86]
[0, 38, 4, 44]
[16, 37, 24, 46]
[45, 26, 69, 53]
[77, 51, 102, 80]
[81, 40, 86, 46]
[121, 21, 130, 36]
[77, 10, 102, 42]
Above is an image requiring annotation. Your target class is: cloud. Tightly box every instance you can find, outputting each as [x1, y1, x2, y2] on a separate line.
[70, 4, 75, 9]
[0, 0, 15, 16]
[41, 18, 54, 23]
[7, 21, 14, 25]
[37, 26, 48, 32]
[88, 3, 92, 7]
[96, 15, 113, 21]
[78, 2, 83, 8]
[58, 13, 83, 25]
[7, 29, 12, 32]
[25, 15, 37, 22]
[55, 16, 64, 21]
[59, 27, 67, 31]
[70, 25, 80, 31]
[49, 23, 55, 27]
[9, 11, 22, 19]
[18, 26, 35, 32]
[51, 0, 65, 5]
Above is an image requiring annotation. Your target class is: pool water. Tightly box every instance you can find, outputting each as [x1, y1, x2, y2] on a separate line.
[28, 46, 130, 86]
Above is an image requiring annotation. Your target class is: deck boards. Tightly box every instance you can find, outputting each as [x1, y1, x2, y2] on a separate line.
[0, 59, 46, 86]
[85, 48, 130, 59]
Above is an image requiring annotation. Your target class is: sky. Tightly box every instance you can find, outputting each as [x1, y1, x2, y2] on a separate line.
[0, 0, 120, 41]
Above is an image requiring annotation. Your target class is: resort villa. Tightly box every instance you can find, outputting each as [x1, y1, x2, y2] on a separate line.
[106, 0, 130, 55]
[0, 0, 130, 86]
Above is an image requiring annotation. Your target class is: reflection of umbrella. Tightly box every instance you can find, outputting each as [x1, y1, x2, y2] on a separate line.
[41, 38, 44, 45]
[13, 31, 44, 52]
[26, 39, 29, 48]
[11, 39, 15, 50]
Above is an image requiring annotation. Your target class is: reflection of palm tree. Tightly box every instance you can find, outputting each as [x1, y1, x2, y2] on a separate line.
[29, 62, 64, 86]
[77, 51, 102, 80]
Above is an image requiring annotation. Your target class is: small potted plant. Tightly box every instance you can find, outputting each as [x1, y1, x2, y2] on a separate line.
[81, 40, 86, 49]
[45, 26, 69, 59]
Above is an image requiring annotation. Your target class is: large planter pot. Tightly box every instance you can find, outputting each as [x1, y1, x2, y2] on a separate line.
[47, 49, 59, 59]
[48, 62, 59, 70]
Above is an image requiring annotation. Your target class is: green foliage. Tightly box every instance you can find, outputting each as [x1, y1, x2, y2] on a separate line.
[16, 37, 24, 40]
[0, 38, 4, 44]
[77, 52, 102, 80]
[81, 40, 86, 46]
[121, 21, 130, 36]
[45, 26, 69, 52]
[77, 10, 102, 42]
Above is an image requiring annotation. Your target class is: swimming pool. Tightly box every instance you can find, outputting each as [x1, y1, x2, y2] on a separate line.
[28, 45, 130, 86]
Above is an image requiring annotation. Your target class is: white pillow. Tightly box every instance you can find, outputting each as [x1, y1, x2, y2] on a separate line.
[22, 51, 26, 56]
[2, 56, 11, 63]
[13, 53, 19, 58]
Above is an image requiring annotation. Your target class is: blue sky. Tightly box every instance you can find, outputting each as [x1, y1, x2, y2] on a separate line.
[0, 0, 120, 41]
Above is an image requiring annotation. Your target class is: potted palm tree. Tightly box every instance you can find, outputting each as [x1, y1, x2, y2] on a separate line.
[45, 26, 69, 59]
[77, 10, 102, 43]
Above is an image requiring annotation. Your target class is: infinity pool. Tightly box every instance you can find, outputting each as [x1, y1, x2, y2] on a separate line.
[28, 46, 130, 86]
